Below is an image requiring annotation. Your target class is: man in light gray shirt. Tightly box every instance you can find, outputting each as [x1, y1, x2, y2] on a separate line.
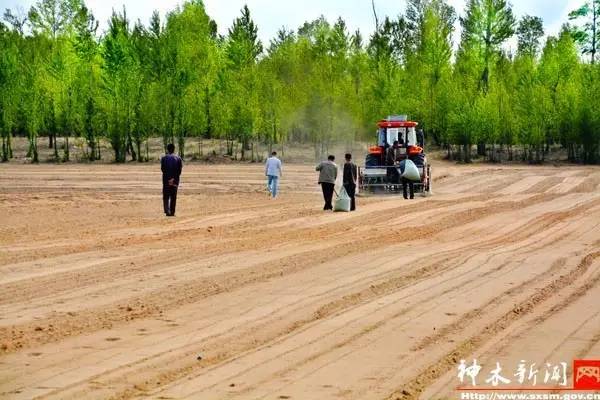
[316, 155, 337, 210]
[265, 151, 282, 198]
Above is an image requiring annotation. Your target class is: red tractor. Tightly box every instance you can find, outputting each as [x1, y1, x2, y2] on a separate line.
[358, 115, 432, 194]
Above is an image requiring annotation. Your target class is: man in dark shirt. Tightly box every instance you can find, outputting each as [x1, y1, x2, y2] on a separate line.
[343, 153, 358, 211]
[161, 143, 183, 217]
[386, 140, 402, 186]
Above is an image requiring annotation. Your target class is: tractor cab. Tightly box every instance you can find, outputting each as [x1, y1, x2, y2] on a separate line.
[377, 118, 421, 149]
[366, 116, 425, 167]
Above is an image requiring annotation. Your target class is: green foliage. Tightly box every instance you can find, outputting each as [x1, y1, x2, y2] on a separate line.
[569, 0, 599, 63]
[0, 0, 599, 164]
[412, 0, 455, 144]
[28, 0, 87, 39]
[460, 0, 516, 92]
[517, 15, 544, 57]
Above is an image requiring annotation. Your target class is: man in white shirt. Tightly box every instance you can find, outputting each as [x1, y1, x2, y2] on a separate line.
[265, 151, 282, 198]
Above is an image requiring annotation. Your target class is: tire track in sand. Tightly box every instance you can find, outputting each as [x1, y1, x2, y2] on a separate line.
[1, 194, 528, 354]
[385, 251, 600, 400]
[67, 198, 598, 400]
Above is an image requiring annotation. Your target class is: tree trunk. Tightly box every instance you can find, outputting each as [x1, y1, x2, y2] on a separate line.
[53, 134, 59, 160]
[29, 136, 38, 163]
[88, 138, 97, 161]
[27, 136, 34, 158]
[96, 137, 101, 161]
[7, 133, 12, 159]
[1, 135, 7, 162]
[591, 0, 597, 64]
[477, 142, 486, 158]
[463, 143, 471, 163]
[63, 136, 69, 162]
[127, 133, 136, 162]
[136, 140, 142, 162]
[178, 136, 185, 159]
[569, 143, 577, 162]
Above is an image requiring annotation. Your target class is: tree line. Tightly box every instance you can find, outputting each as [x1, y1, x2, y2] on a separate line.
[0, 0, 599, 163]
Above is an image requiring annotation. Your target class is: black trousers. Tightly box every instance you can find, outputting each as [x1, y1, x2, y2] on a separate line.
[163, 186, 178, 215]
[344, 183, 356, 211]
[387, 166, 400, 184]
[402, 178, 414, 199]
[320, 182, 335, 210]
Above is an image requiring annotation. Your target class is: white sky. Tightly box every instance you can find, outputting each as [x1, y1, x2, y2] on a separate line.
[0, 0, 583, 51]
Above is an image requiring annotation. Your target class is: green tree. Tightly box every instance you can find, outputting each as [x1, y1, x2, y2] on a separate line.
[460, 0, 516, 92]
[1, 0, 599, 166]
[538, 28, 582, 161]
[72, 4, 100, 160]
[414, 0, 455, 145]
[3, 7, 28, 35]
[28, 0, 87, 39]
[0, 25, 20, 161]
[517, 15, 544, 57]
[457, 0, 515, 158]
[569, 0, 599, 63]
[101, 9, 140, 162]
[224, 5, 263, 159]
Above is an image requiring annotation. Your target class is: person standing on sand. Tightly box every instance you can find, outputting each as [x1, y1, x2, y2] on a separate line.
[343, 153, 358, 211]
[402, 175, 415, 200]
[265, 151, 282, 198]
[386, 140, 402, 186]
[161, 143, 183, 217]
[316, 155, 337, 211]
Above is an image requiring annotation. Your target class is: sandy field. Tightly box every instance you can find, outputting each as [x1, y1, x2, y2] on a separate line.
[0, 161, 599, 400]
